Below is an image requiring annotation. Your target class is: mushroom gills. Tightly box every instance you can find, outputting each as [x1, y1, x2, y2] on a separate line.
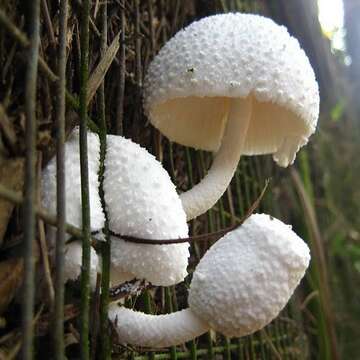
[273, 135, 308, 167]
[180, 96, 253, 220]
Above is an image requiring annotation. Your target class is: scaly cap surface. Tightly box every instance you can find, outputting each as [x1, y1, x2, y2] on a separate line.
[104, 135, 189, 286]
[144, 13, 319, 166]
[189, 214, 310, 337]
[41, 128, 104, 232]
[64, 241, 99, 289]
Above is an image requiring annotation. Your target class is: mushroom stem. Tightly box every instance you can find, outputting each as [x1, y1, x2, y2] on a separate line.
[109, 306, 209, 348]
[180, 96, 252, 220]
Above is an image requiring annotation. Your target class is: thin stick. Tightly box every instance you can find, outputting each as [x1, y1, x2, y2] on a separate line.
[109, 180, 269, 244]
[90, 274, 102, 360]
[79, 0, 92, 357]
[115, 3, 125, 135]
[41, 0, 56, 46]
[0, 183, 89, 240]
[98, 3, 111, 359]
[132, 0, 142, 141]
[22, 0, 40, 358]
[0, 178, 268, 249]
[37, 152, 55, 305]
[53, 0, 68, 359]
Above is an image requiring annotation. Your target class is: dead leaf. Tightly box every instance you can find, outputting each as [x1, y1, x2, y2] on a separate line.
[86, 32, 120, 106]
[0, 158, 24, 247]
[0, 257, 23, 314]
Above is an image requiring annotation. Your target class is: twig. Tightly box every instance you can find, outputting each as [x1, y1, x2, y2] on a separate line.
[108, 180, 269, 244]
[147, 0, 156, 55]
[41, 0, 56, 46]
[98, 3, 111, 359]
[74, 0, 101, 37]
[90, 274, 102, 360]
[79, 0, 92, 357]
[261, 329, 282, 360]
[0, 10, 28, 46]
[226, 185, 236, 226]
[115, 5, 125, 135]
[36, 152, 55, 305]
[22, 0, 41, 358]
[132, 0, 142, 141]
[0, 183, 90, 240]
[53, 1, 68, 359]
[171, 0, 181, 35]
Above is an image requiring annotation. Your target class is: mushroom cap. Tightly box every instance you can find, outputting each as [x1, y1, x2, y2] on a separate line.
[188, 214, 310, 338]
[64, 241, 99, 289]
[41, 128, 105, 234]
[144, 13, 319, 166]
[104, 135, 189, 286]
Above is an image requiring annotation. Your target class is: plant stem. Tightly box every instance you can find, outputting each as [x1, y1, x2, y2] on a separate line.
[98, 3, 111, 359]
[22, 0, 41, 358]
[115, 4, 125, 135]
[53, 1, 68, 359]
[79, 0, 91, 358]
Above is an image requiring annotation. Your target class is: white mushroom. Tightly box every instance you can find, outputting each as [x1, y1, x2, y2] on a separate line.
[144, 13, 320, 220]
[109, 214, 310, 348]
[104, 135, 189, 287]
[63, 241, 100, 289]
[41, 128, 104, 283]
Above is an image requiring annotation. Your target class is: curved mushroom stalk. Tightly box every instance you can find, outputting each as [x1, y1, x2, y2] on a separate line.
[109, 306, 209, 348]
[109, 214, 311, 348]
[180, 97, 252, 220]
[144, 13, 319, 221]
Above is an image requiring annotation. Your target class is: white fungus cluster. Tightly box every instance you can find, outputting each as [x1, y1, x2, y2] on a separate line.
[189, 214, 310, 337]
[144, 13, 319, 166]
[104, 135, 189, 286]
[41, 13, 315, 347]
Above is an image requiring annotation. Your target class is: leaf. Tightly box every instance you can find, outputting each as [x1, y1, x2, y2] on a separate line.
[86, 32, 120, 106]
[0, 158, 24, 247]
[330, 100, 345, 122]
[0, 257, 23, 314]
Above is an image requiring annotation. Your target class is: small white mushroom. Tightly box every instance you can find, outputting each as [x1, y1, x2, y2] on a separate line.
[42, 128, 105, 236]
[109, 214, 310, 348]
[63, 241, 99, 289]
[104, 135, 189, 287]
[41, 128, 104, 283]
[144, 13, 320, 220]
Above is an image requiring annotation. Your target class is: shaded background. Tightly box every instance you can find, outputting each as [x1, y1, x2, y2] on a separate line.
[0, 0, 359, 359]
